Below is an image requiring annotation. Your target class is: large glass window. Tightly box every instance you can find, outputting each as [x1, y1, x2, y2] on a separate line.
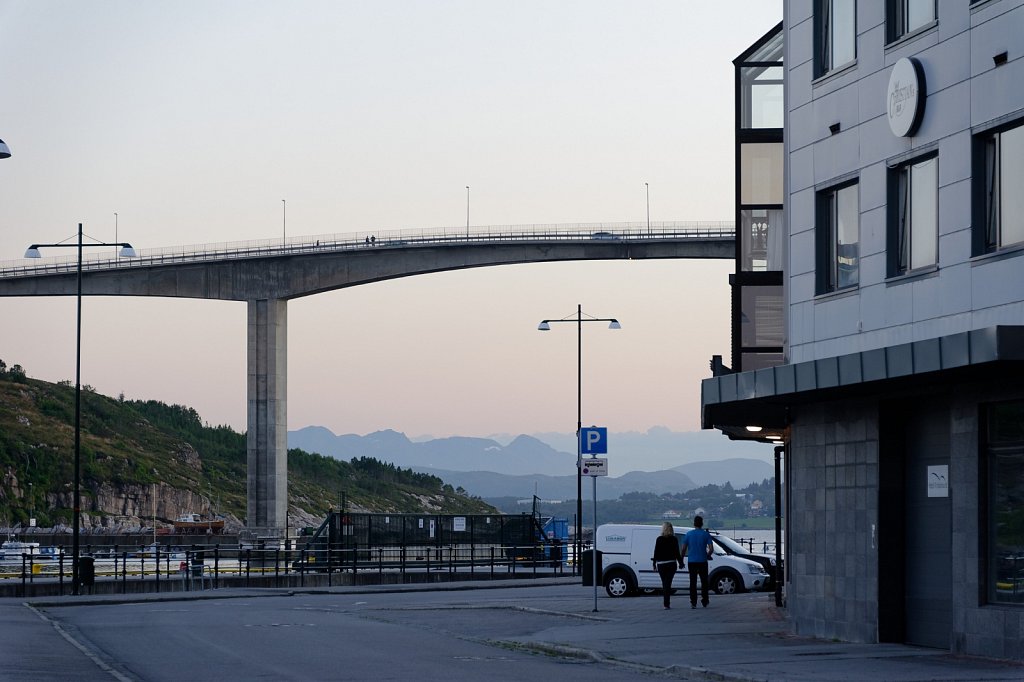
[740, 143, 784, 205]
[741, 66, 784, 129]
[890, 156, 937, 276]
[817, 182, 859, 293]
[740, 286, 784, 348]
[979, 123, 1024, 253]
[985, 401, 1024, 605]
[816, 0, 857, 77]
[886, 0, 936, 43]
[740, 209, 784, 272]
[739, 28, 784, 129]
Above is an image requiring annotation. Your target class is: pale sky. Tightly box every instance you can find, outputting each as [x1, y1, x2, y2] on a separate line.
[0, 1, 782, 442]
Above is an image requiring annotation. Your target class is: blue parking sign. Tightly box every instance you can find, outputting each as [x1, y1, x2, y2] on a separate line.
[580, 427, 607, 455]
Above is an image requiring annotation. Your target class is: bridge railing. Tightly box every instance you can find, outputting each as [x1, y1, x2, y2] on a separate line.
[0, 220, 734, 278]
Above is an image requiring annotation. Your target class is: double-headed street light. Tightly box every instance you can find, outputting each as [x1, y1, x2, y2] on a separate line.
[538, 304, 620, 574]
[25, 223, 137, 595]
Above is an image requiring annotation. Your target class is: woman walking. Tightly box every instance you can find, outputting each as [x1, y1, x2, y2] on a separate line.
[652, 522, 684, 609]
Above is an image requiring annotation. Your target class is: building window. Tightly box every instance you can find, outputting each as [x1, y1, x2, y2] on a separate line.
[740, 285, 784, 349]
[738, 26, 783, 130]
[740, 143, 784, 205]
[815, 0, 856, 77]
[886, 0, 935, 43]
[817, 182, 859, 293]
[889, 155, 937, 276]
[975, 122, 1024, 254]
[740, 209, 784, 272]
[985, 401, 1024, 605]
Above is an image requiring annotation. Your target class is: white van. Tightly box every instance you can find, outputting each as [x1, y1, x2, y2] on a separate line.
[595, 523, 769, 597]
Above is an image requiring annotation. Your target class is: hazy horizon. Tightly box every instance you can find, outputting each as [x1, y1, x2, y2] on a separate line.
[0, 2, 783, 440]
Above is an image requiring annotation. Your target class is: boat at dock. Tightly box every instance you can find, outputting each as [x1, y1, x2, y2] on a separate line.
[0, 539, 63, 561]
[0, 539, 40, 560]
[172, 514, 225, 534]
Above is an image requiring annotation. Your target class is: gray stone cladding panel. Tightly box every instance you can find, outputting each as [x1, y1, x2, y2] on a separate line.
[971, 251, 1024, 311]
[788, 399, 880, 645]
[917, 30, 971, 96]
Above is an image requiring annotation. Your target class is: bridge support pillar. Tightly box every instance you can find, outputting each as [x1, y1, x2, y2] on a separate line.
[246, 298, 288, 532]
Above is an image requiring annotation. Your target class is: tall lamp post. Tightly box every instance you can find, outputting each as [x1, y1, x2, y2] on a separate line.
[645, 181, 650, 235]
[538, 305, 620, 574]
[25, 223, 137, 595]
[465, 185, 470, 239]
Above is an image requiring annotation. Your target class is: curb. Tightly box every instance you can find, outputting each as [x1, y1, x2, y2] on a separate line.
[21, 575, 580, 609]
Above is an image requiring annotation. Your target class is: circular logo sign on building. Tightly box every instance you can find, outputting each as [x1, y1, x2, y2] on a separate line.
[887, 57, 926, 137]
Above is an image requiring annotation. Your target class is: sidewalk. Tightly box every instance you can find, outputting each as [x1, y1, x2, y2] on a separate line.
[509, 589, 1024, 681]
[4, 579, 1023, 681]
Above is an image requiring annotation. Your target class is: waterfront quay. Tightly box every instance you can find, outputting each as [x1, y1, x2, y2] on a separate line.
[4, 580, 1024, 681]
[0, 542, 570, 599]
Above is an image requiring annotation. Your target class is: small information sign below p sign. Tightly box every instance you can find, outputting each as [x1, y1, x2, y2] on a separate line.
[582, 458, 608, 477]
[580, 427, 608, 455]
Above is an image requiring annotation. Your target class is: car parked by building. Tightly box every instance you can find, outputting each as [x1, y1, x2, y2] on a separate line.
[703, 530, 781, 591]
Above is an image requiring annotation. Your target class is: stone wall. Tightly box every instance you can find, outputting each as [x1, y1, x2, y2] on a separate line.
[788, 398, 879, 643]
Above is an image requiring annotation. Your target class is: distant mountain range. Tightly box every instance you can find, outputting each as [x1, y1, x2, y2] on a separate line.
[287, 426, 775, 500]
[412, 466, 694, 500]
[289, 426, 572, 475]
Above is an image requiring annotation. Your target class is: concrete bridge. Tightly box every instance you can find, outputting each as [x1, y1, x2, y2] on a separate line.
[0, 221, 733, 534]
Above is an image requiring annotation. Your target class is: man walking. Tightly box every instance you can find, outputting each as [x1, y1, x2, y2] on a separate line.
[681, 515, 714, 609]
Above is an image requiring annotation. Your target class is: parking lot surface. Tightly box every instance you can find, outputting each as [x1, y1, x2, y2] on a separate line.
[3, 578, 1023, 681]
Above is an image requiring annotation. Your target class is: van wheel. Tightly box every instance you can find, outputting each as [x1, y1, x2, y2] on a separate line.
[604, 569, 635, 598]
[710, 569, 742, 595]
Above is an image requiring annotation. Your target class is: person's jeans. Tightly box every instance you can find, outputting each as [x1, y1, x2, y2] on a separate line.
[657, 563, 677, 607]
[688, 561, 710, 606]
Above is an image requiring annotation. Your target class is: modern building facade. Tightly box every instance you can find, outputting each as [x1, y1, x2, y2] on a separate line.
[703, 1, 1024, 660]
[732, 22, 786, 378]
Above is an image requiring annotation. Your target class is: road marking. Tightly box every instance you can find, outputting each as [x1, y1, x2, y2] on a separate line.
[25, 603, 133, 682]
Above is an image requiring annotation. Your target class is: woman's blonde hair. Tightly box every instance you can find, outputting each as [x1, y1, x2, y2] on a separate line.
[660, 522, 675, 536]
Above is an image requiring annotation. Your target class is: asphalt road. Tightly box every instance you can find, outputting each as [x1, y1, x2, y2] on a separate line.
[14, 580, 1022, 681]
[27, 584, 662, 681]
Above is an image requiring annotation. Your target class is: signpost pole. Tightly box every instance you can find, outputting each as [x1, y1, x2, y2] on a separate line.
[592, 466, 598, 612]
[580, 428, 608, 612]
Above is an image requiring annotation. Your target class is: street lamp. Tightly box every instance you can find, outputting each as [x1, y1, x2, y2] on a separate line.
[0, 138, 10, 159]
[537, 304, 620, 575]
[645, 182, 650, 235]
[465, 185, 470, 239]
[25, 223, 137, 595]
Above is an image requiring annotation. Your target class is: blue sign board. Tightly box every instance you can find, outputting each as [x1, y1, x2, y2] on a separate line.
[580, 427, 608, 455]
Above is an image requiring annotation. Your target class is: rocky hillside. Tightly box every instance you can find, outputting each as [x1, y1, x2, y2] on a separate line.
[0, 361, 495, 531]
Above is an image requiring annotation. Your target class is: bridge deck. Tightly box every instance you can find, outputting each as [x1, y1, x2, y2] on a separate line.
[1, 221, 733, 279]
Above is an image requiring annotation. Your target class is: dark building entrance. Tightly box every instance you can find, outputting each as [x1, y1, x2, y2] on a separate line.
[880, 402, 952, 648]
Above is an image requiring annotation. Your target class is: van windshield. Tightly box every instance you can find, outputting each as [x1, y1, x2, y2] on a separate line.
[714, 535, 749, 554]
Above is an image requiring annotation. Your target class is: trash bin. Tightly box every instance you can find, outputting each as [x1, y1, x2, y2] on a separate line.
[580, 549, 602, 586]
[190, 551, 205, 578]
[77, 556, 95, 587]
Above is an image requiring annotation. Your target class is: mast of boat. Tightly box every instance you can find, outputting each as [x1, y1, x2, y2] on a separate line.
[152, 483, 156, 546]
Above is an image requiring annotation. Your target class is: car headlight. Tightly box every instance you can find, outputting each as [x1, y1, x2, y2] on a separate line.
[748, 564, 765, 575]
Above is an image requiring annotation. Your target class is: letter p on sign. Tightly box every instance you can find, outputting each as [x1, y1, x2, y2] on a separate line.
[580, 427, 608, 455]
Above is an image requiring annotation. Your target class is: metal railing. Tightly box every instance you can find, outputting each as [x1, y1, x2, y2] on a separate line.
[0, 220, 734, 279]
[0, 541, 573, 597]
